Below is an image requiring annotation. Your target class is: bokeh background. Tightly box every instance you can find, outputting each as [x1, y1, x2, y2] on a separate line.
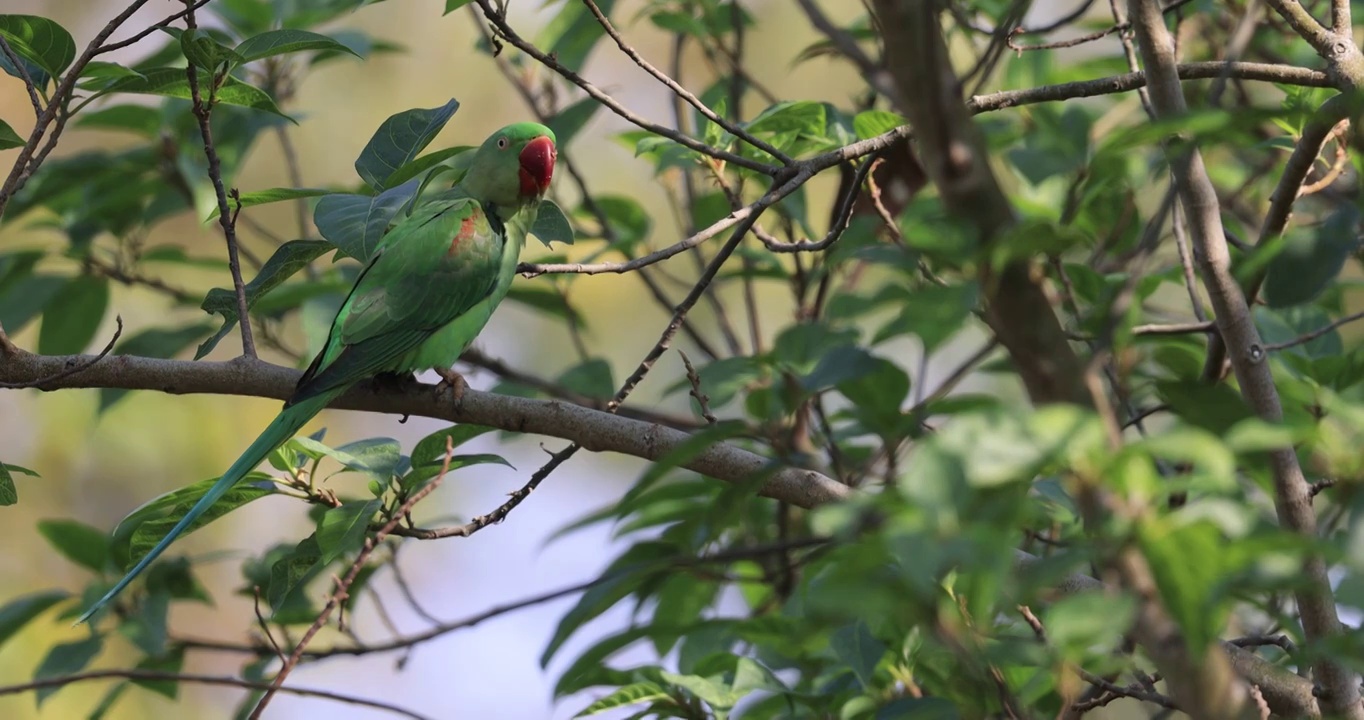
[0, 1, 884, 717]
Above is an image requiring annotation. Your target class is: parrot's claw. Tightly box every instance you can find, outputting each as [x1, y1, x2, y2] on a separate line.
[435, 368, 468, 411]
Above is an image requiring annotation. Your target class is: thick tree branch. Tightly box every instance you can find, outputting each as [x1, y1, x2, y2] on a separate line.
[1127, 0, 1363, 715]
[0, 351, 850, 509]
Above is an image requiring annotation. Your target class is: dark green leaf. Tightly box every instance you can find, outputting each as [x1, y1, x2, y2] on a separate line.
[547, 96, 601, 148]
[411, 424, 495, 467]
[234, 29, 359, 63]
[1139, 519, 1225, 657]
[542, 542, 679, 667]
[72, 105, 163, 137]
[531, 199, 575, 247]
[667, 356, 764, 408]
[355, 99, 460, 190]
[535, 0, 615, 72]
[876, 283, 978, 351]
[383, 145, 472, 190]
[0, 590, 69, 650]
[313, 178, 421, 261]
[33, 636, 102, 705]
[121, 589, 169, 657]
[131, 648, 184, 699]
[400, 453, 514, 494]
[207, 187, 333, 220]
[180, 28, 244, 71]
[1155, 380, 1254, 435]
[0, 464, 13, 506]
[316, 499, 381, 564]
[266, 534, 324, 618]
[831, 621, 886, 689]
[559, 359, 615, 400]
[334, 437, 402, 478]
[37, 519, 110, 572]
[444, 0, 475, 13]
[0, 15, 76, 86]
[105, 68, 290, 118]
[1264, 205, 1361, 307]
[196, 239, 332, 359]
[0, 118, 22, 149]
[38, 276, 109, 355]
[593, 195, 648, 248]
[507, 285, 582, 323]
[554, 625, 660, 697]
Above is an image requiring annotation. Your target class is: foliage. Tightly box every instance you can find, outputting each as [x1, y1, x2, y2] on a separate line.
[2, 0, 1363, 718]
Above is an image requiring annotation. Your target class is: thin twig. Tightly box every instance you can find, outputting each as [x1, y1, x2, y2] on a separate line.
[0, 35, 42, 119]
[579, 0, 791, 164]
[1265, 309, 1364, 351]
[473, 0, 776, 175]
[184, 5, 256, 358]
[0, 316, 123, 390]
[250, 436, 460, 718]
[0, 669, 432, 720]
[679, 350, 718, 424]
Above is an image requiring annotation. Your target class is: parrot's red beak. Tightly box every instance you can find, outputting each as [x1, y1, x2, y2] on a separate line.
[518, 135, 557, 197]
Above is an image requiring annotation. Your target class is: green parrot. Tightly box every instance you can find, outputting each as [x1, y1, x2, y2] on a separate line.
[77, 122, 558, 624]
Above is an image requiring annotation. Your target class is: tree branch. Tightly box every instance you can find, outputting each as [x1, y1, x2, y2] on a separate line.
[0, 351, 850, 509]
[1126, 0, 1362, 715]
[0, 669, 432, 720]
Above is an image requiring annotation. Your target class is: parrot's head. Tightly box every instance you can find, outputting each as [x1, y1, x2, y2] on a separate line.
[466, 122, 557, 207]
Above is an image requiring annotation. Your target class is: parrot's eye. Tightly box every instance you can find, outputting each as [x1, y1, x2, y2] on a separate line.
[497, 137, 508, 149]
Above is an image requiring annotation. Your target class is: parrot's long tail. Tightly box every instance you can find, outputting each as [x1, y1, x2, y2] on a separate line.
[77, 389, 343, 624]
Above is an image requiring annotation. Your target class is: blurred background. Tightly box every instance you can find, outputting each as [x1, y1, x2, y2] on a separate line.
[0, 1, 878, 717]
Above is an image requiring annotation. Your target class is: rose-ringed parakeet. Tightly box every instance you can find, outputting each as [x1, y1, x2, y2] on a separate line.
[77, 122, 558, 623]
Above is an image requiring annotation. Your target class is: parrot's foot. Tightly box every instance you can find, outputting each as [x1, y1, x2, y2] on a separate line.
[434, 368, 468, 411]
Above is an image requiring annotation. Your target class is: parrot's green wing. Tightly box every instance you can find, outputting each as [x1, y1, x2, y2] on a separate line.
[291, 196, 504, 403]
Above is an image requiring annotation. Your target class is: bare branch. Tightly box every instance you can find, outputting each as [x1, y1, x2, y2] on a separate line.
[0, 669, 432, 720]
[967, 62, 1331, 114]
[471, 0, 776, 175]
[578, 0, 792, 164]
[0, 35, 42, 119]
[0, 316, 123, 390]
[184, 6, 257, 358]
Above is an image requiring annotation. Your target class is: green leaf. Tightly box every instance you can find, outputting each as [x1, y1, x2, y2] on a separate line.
[1264, 205, 1360, 308]
[206, 187, 333, 220]
[36, 519, 110, 572]
[535, 0, 616, 73]
[382, 145, 472, 190]
[180, 28, 244, 71]
[400, 453, 514, 494]
[443, 0, 475, 13]
[334, 437, 402, 478]
[266, 535, 324, 618]
[1139, 518, 1226, 657]
[852, 109, 906, 140]
[531, 199, 575, 247]
[667, 356, 765, 408]
[575, 682, 671, 717]
[0, 118, 23, 150]
[38, 275, 109, 355]
[131, 648, 184, 699]
[0, 15, 76, 86]
[195, 239, 333, 359]
[1155, 380, 1254, 436]
[0, 469, 12, 507]
[234, 29, 359, 63]
[507, 285, 581, 323]
[547, 96, 601, 148]
[313, 178, 421, 261]
[113, 475, 277, 571]
[876, 283, 978, 351]
[33, 636, 102, 705]
[1044, 591, 1136, 659]
[0, 590, 69, 650]
[100, 323, 215, 411]
[745, 100, 828, 155]
[542, 542, 679, 667]
[411, 424, 496, 467]
[559, 359, 615, 400]
[105, 68, 290, 118]
[316, 500, 381, 564]
[72, 105, 163, 137]
[355, 99, 460, 190]
[592, 195, 649, 249]
[831, 621, 886, 689]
